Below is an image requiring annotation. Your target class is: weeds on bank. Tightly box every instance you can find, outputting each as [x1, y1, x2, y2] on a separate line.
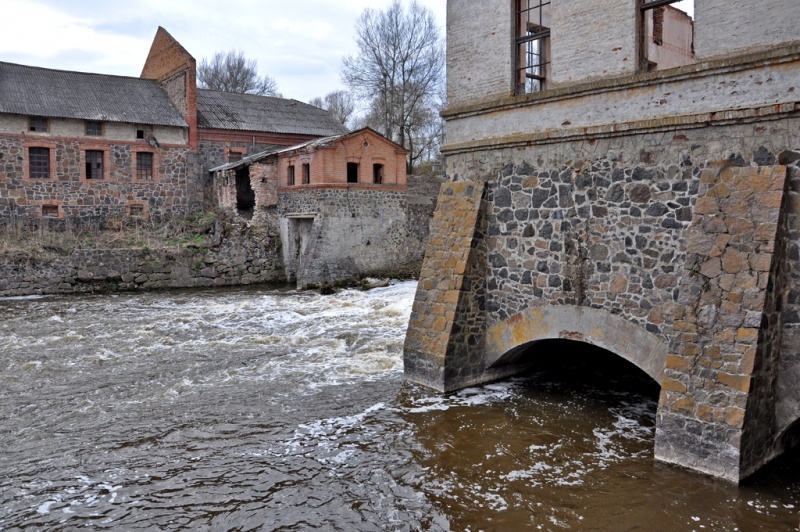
[0, 211, 219, 259]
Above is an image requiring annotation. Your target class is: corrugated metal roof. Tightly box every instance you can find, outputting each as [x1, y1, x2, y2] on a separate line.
[0, 61, 187, 127]
[196, 89, 349, 136]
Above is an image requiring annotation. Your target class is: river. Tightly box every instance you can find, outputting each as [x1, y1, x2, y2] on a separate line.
[0, 281, 797, 530]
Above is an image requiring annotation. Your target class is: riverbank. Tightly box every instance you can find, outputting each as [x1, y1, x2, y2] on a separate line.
[0, 212, 286, 297]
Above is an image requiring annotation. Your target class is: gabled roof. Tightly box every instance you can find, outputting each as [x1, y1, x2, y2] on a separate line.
[196, 89, 349, 136]
[0, 61, 187, 127]
[209, 127, 406, 173]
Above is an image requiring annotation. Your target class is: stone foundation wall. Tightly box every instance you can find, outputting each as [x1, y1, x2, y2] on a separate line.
[0, 217, 285, 297]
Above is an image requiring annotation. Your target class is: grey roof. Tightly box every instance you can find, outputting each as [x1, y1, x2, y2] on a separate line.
[196, 89, 348, 136]
[0, 61, 187, 127]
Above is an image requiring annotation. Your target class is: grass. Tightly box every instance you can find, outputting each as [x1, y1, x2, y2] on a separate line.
[0, 211, 219, 260]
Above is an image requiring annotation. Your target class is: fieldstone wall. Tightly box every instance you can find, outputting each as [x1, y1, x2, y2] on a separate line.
[279, 186, 431, 288]
[198, 140, 281, 174]
[0, 136, 202, 227]
[0, 217, 285, 297]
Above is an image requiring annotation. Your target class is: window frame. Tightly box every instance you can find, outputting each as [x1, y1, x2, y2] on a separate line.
[514, 0, 551, 96]
[25, 143, 58, 180]
[28, 116, 49, 133]
[638, 0, 695, 72]
[133, 149, 158, 182]
[40, 204, 60, 218]
[85, 121, 104, 137]
[302, 163, 310, 185]
[287, 164, 296, 186]
[373, 163, 384, 184]
[82, 149, 107, 180]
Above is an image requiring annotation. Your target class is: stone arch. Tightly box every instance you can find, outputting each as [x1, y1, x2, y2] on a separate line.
[484, 306, 668, 384]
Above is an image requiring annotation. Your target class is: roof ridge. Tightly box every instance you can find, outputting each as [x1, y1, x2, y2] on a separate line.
[0, 61, 157, 83]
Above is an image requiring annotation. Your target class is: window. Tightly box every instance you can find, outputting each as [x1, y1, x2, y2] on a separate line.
[640, 0, 695, 71]
[228, 151, 243, 162]
[129, 204, 144, 217]
[85, 121, 103, 136]
[287, 165, 295, 186]
[42, 205, 59, 218]
[515, 0, 551, 95]
[373, 164, 384, 184]
[29, 147, 51, 179]
[85, 150, 104, 180]
[136, 152, 154, 180]
[347, 162, 359, 183]
[302, 163, 310, 184]
[136, 129, 145, 140]
[29, 116, 48, 132]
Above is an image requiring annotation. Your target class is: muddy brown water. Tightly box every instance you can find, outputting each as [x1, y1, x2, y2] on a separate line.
[0, 282, 797, 530]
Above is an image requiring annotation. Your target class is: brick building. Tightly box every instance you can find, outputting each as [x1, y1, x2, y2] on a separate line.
[0, 27, 346, 227]
[211, 128, 416, 287]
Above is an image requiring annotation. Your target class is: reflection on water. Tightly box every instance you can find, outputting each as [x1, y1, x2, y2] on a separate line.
[0, 282, 797, 530]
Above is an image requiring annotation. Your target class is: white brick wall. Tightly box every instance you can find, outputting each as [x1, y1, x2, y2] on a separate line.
[695, 0, 800, 60]
[0, 114, 186, 145]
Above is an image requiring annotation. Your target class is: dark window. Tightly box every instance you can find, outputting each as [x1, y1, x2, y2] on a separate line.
[130, 204, 144, 216]
[42, 205, 58, 217]
[640, 0, 695, 72]
[347, 162, 359, 183]
[85, 121, 103, 136]
[136, 129, 145, 140]
[136, 152, 154, 180]
[373, 163, 384, 184]
[85, 150, 104, 180]
[228, 151, 243, 162]
[29, 116, 48, 132]
[28, 147, 50, 179]
[302, 163, 310, 184]
[515, 0, 551, 95]
[288, 165, 295, 186]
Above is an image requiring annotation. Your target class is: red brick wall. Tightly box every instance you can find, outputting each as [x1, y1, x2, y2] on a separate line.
[140, 27, 197, 150]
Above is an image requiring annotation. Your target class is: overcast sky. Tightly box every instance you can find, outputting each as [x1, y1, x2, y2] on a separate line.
[0, 0, 446, 103]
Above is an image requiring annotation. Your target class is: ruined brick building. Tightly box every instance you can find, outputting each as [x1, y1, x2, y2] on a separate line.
[405, 0, 800, 482]
[0, 27, 345, 225]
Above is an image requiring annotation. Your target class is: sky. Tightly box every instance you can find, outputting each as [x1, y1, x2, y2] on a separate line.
[0, 0, 447, 103]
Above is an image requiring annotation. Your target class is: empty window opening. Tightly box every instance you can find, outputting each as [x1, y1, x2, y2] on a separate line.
[136, 152, 154, 180]
[373, 164, 384, 184]
[29, 116, 48, 132]
[287, 164, 296, 186]
[235, 167, 255, 215]
[42, 205, 59, 218]
[302, 163, 310, 184]
[347, 162, 359, 183]
[28, 147, 50, 179]
[515, 0, 551, 95]
[85, 150, 104, 180]
[129, 204, 144, 217]
[228, 151, 243, 162]
[85, 121, 103, 136]
[641, 0, 694, 71]
[136, 129, 145, 140]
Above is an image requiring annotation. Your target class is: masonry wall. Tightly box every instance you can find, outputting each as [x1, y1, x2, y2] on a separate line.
[0, 135, 202, 226]
[0, 215, 285, 297]
[198, 138, 283, 175]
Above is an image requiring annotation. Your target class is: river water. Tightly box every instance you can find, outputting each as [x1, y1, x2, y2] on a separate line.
[0, 281, 797, 531]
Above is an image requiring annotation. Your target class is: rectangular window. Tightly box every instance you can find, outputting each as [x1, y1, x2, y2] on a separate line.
[85, 150, 104, 180]
[85, 121, 103, 136]
[347, 162, 359, 183]
[228, 151, 243, 162]
[136, 129, 145, 140]
[515, 0, 551, 95]
[29, 116, 48, 132]
[129, 204, 144, 217]
[29, 147, 50, 179]
[136, 152, 154, 180]
[287, 165, 295, 186]
[373, 164, 384, 184]
[640, 0, 694, 72]
[42, 205, 59, 218]
[302, 163, 310, 185]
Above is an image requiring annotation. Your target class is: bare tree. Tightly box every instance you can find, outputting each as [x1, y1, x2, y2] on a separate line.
[309, 90, 356, 128]
[198, 50, 279, 96]
[342, 0, 444, 172]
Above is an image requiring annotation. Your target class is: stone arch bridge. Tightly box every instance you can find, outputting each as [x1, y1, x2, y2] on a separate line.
[404, 159, 800, 483]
